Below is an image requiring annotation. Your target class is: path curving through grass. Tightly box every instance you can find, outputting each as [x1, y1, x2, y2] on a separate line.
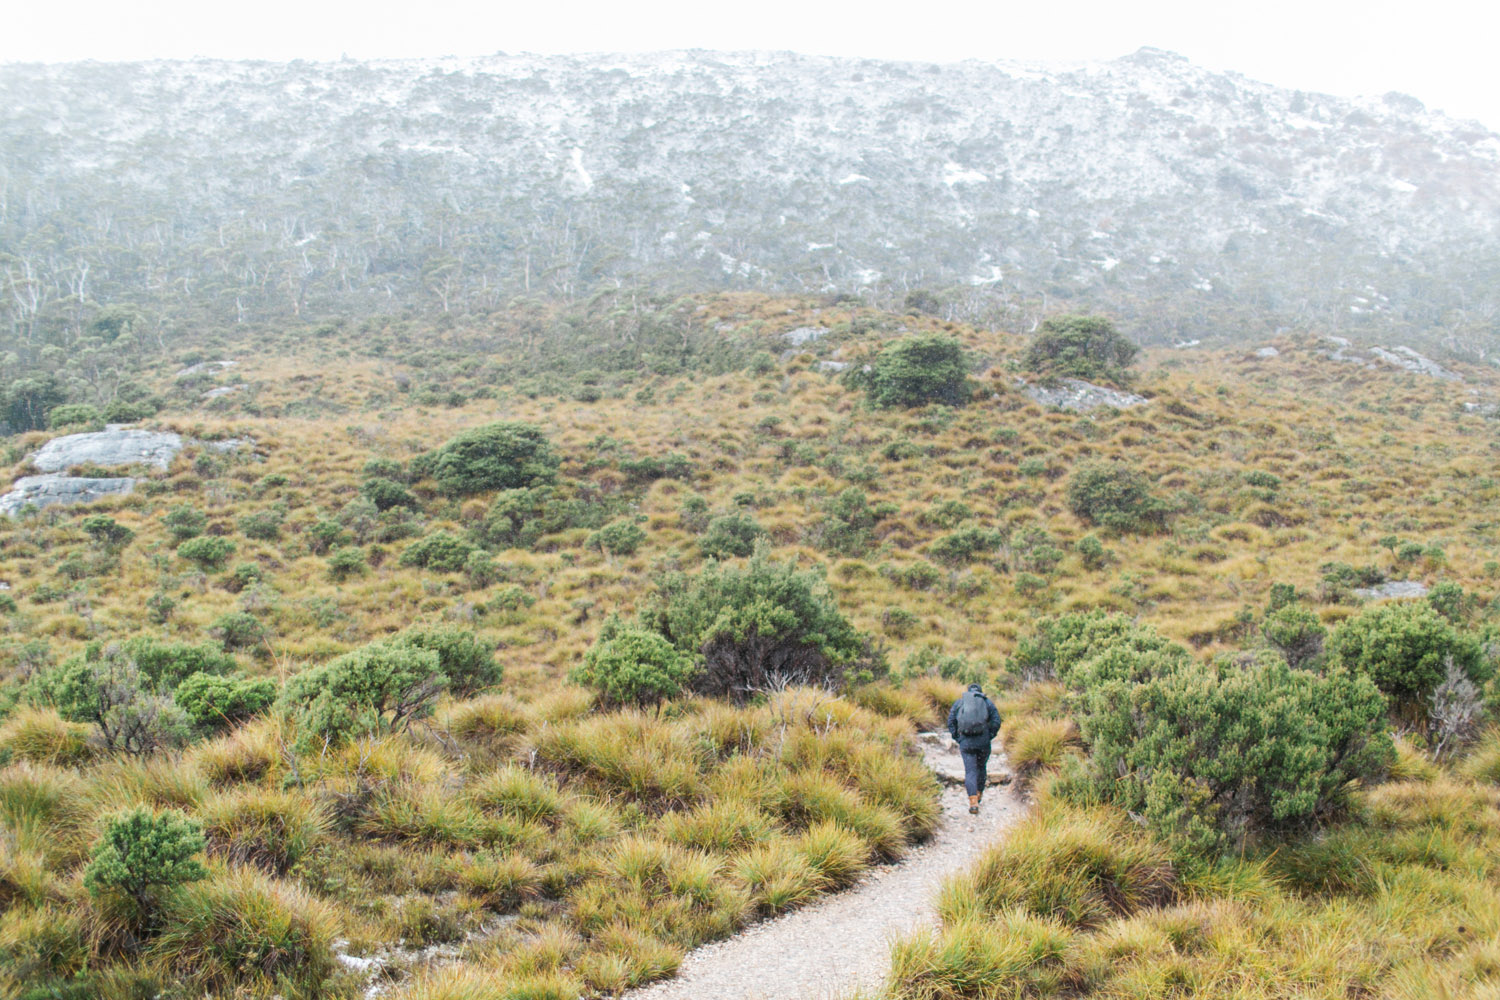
[624, 734, 1027, 1000]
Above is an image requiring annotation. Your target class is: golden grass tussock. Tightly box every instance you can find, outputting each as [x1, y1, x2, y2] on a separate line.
[0, 707, 94, 766]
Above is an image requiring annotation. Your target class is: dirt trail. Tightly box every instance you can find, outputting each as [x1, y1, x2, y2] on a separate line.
[625, 733, 1027, 1000]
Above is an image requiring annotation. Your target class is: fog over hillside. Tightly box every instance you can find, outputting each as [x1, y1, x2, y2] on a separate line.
[4, 48, 1499, 353]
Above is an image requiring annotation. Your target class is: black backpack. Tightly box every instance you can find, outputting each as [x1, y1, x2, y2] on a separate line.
[956, 690, 989, 737]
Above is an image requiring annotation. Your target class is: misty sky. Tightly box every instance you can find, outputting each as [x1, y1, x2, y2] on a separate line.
[9, 0, 1500, 129]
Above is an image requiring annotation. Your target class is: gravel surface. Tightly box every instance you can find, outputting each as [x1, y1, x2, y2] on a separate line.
[625, 734, 1027, 1000]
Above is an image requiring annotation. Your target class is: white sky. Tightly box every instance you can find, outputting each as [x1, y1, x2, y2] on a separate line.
[8, 0, 1500, 129]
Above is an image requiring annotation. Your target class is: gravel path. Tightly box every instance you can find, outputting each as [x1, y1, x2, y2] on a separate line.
[625, 734, 1027, 1000]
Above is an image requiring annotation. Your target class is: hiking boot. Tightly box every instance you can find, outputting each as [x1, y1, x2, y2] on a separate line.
[968, 794, 980, 815]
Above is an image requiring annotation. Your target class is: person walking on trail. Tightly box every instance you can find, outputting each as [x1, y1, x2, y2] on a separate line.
[947, 683, 1001, 814]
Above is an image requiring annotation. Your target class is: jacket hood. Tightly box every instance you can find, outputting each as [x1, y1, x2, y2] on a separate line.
[967, 683, 983, 693]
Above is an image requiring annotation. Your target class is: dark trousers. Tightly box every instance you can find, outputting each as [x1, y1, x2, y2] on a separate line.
[960, 746, 990, 797]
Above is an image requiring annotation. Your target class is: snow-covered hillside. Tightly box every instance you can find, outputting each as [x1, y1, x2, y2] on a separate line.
[3, 48, 1498, 347]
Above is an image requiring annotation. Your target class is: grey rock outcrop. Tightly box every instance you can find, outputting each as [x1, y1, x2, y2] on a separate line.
[0, 475, 138, 516]
[783, 326, 829, 348]
[1253, 346, 1280, 358]
[175, 360, 237, 379]
[30, 428, 184, 473]
[1019, 378, 1148, 412]
[1321, 339, 1460, 380]
[1354, 580, 1430, 600]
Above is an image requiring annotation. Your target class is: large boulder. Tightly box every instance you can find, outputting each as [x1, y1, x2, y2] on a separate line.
[1018, 377, 1148, 412]
[30, 428, 184, 472]
[0, 475, 138, 516]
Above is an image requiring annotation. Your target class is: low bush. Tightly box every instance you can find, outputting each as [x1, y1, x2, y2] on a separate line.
[400, 531, 476, 572]
[1070, 652, 1392, 853]
[929, 526, 1003, 566]
[83, 807, 207, 924]
[1022, 314, 1137, 383]
[1065, 461, 1169, 533]
[642, 552, 876, 700]
[177, 535, 236, 571]
[589, 520, 647, 557]
[173, 672, 277, 731]
[571, 619, 697, 707]
[413, 421, 559, 498]
[698, 512, 766, 560]
[1329, 601, 1487, 709]
[848, 334, 972, 408]
[390, 625, 500, 696]
[280, 642, 446, 746]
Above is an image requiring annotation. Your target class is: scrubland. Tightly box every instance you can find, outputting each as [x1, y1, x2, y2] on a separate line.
[2, 293, 1499, 998]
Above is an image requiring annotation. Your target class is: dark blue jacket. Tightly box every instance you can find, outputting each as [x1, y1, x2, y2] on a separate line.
[947, 684, 1002, 752]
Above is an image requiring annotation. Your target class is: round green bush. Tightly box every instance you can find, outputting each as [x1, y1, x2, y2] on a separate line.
[571, 621, 696, 706]
[1328, 601, 1486, 706]
[1065, 461, 1168, 533]
[589, 520, 647, 557]
[414, 422, 559, 498]
[399, 531, 475, 572]
[280, 642, 445, 746]
[1022, 314, 1138, 382]
[699, 512, 766, 560]
[84, 807, 207, 920]
[855, 334, 971, 408]
[178, 536, 237, 571]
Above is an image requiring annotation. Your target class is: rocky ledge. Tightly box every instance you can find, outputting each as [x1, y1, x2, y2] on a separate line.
[0, 475, 139, 516]
[1018, 378, 1148, 412]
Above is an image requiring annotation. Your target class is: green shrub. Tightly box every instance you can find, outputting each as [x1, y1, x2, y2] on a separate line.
[1065, 461, 1168, 533]
[1261, 605, 1327, 669]
[1427, 581, 1468, 623]
[1076, 534, 1110, 571]
[80, 514, 133, 549]
[118, 638, 237, 688]
[929, 526, 1002, 566]
[162, 504, 208, 543]
[699, 512, 767, 560]
[851, 334, 971, 408]
[361, 476, 419, 511]
[1329, 601, 1486, 707]
[305, 518, 347, 554]
[400, 531, 476, 572]
[224, 562, 263, 593]
[589, 520, 647, 557]
[280, 642, 446, 746]
[642, 552, 876, 700]
[619, 453, 694, 483]
[33, 647, 190, 754]
[1071, 653, 1392, 853]
[212, 611, 267, 652]
[326, 545, 367, 581]
[463, 549, 500, 587]
[237, 509, 283, 541]
[1022, 314, 1138, 382]
[413, 422, 559, 498]
[46, 403, 102, 429]
[480, 485, 614, 550]
[178, 536, 236, 571]
[83, 807, 207, 922]
[816, 487, 882, 557]
[1012, 612, 1187, 688]
[571, 619, 697, 706]
[389, 625, 499, 696]
[174, 673, 277, 731]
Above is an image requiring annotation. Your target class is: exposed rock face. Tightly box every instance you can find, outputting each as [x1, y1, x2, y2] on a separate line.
[816, 360, 851, 373]
[1354, 580, 1430, 600]
[175, 360, 237, 379]
[1253, 346, 1281, 358]
[0, 475, 138, 516]
[3, 428, 253, 517]
[30, 428, 184, 473]
[784, 327, 829, 348]
[1019, 378, 1148, 412]
[1321, 339, 1461, 380]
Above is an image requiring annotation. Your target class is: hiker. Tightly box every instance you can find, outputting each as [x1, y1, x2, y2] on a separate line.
[947, 682, 1001, 814]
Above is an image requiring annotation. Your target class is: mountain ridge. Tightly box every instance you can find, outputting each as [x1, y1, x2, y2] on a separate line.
[3, 48, 1499, 353]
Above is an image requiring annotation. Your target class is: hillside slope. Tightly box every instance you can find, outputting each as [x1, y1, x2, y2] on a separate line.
[4, 50, 1499, 350]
